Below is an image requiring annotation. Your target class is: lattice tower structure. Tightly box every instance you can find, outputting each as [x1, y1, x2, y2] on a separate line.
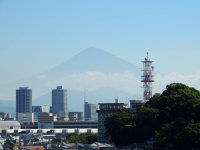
[141, 53, 154, 101]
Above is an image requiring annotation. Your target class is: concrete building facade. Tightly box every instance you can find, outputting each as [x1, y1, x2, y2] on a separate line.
[68, 112, 83, 121]
[84, 102, 98, 121]
[0, 112, 11, 120]
[0, 121, 21, 133]
[130, 100, 143, 113]
[16, 87, 32, 119]
[97, 102, 128, 143]
[17, 112, 34, 124]
[38, 113, 57, 129]
[32, 106, 50, 122]
[52, 86, 68, 118]
[54, 121, 98, 129]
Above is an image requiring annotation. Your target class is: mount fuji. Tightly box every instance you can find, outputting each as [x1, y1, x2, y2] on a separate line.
[0, 48, 142, 112]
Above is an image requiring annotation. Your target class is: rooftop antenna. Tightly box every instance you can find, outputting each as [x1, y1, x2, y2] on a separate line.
[115, 97, 119, 103]
[84, 89, 86, 103]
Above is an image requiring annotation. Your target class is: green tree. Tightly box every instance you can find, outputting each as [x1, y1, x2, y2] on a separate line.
[176, 123, 200, 149]
[105, 83, 200, 149]
[68, 133, 97, 144]
[150, 83, 200, 149]
[105, 109, 136, 146]
[85, 134, 97, 144]
[135, 107, 159, 142]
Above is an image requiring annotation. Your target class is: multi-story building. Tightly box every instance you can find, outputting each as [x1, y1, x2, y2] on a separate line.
[68, 112, 83, 121]
[54, 121, 98, 129]
[0, 121, 21, 133]
[0, 112, 11, 120]
[130, 100, 143, 113]
[32, 106, 50, 122]
[52, 86, 68, 118]
[38, 112, 57, 129]
[16, 87, 32, 119]
[68, 113, 78, 121]
[84, 102, 98, 121]
[97, 101, 128, 143]
[17, 112, 34, 124]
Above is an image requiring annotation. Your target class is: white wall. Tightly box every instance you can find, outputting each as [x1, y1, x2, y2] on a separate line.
[18, 113, 34, 124]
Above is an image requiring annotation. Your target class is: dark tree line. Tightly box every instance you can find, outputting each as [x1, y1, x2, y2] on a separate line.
[67, 133, 97, 144]
[105, 83, 200, 150]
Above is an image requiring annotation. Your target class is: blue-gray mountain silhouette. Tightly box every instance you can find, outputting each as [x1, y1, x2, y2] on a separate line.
[0, 48, 142, 113]
[44, 48, 140, 76]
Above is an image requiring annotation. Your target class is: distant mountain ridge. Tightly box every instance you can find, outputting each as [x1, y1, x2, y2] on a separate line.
[0, 48, 142, 112]
[44, 48, 140, 76]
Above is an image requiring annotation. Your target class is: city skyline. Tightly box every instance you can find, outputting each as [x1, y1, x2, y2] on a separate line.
[0, 48, 200, 110]
[0, 1, 200, 148]
[1, 1, 200, 104]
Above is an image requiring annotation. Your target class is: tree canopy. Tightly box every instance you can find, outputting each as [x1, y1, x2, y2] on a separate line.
[105, 109, 136, 146]
[105, 83, 200, 149]
[67, 133, 97, 144]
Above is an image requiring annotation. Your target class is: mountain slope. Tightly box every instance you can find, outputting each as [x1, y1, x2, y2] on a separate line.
[0, 48, 142, 112]
[44, 48, 140, 76]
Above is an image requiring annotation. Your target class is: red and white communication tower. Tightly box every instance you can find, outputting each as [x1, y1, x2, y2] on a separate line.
[141, 52, 154, 101]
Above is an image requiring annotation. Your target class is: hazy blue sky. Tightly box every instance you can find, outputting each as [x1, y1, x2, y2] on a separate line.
[1, 0, 200, 84]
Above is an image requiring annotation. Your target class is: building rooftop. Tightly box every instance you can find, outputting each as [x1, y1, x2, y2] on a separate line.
[98, 103, 128, 105]
[0, 121, 20, 128]
[130, 100, 143, 103]
[57, 86, 62, 89]
[19, 87, 29, 89]
[20, 146, 45, 150]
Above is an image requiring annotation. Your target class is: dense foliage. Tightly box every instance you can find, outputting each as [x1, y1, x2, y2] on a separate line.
[67, 133, 97, 144]
[105, 83, 200, 149]
[105, 109, 136, 146]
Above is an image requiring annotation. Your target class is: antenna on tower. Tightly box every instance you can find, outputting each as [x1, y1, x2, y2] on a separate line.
[84, 89, 86, 103]
[115, 97, 119, 103]
[141, 53, 154, 101]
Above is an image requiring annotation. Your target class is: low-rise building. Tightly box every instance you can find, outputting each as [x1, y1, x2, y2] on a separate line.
[68, 112, 83, 121]
[0, 121, 20, 133]
[32, 106, 50, 122]
[54, 121, 98, 129]
[68, 113, 78, 121]
[18, 112, 34, 124]
[130, 100, 143, 113]
[38, 113, 57, 129]
[20, 146, 45, 150]
[0, 112, 11, 120]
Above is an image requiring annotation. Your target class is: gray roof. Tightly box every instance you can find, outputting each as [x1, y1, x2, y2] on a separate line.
[0, 121, 20, 128]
